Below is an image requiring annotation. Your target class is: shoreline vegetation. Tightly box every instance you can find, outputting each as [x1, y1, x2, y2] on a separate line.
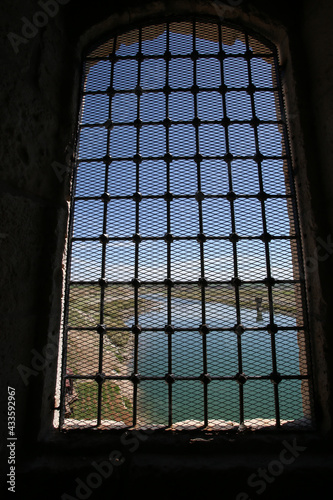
[147, 283, 298, 317]
[65, 282, 299, 423]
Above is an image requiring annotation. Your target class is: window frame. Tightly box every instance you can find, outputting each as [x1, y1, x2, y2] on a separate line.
[51, 15, 316, 436]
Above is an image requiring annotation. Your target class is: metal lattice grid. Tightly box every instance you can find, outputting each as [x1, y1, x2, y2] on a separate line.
[58, 19, 314, 431]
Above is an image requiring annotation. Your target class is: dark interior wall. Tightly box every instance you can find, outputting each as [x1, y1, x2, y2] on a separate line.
[1, 0, 333, 498]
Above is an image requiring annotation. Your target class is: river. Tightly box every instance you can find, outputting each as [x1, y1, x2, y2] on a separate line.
[128, 294, 304, 427]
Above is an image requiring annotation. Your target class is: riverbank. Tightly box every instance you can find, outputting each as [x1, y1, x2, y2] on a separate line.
[151, 283, 298, 317]
[65, 285, 161, 424]
[64, 283, 301, 426]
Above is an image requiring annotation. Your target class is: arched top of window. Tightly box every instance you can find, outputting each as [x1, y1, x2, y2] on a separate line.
[57, 18, 314, 432]
[85, 18, 275, 58]
[83, 19, 278, 95]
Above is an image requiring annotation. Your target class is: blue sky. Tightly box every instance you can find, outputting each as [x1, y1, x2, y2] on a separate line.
[71, 27, 294, 284]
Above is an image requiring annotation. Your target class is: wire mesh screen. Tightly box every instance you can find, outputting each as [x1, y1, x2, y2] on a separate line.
[59, 19, 313, 431]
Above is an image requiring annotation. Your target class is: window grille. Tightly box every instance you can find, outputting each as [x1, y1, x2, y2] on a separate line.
[58, 18, 314, 431]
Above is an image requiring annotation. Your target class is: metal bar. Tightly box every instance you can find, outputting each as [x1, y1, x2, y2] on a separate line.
[96, 36, 117, 427]
[69, 278, 304, 286]
[66, 373, 308, 382]
[67, 324, 305, 333]
[164, 21, 174, 428]
[131, 27, 144, 427]
[80, 118, 286, 130]
[218, 22, 245, 426]
[61, 19, 312, 430]
[191, 19, 209, 427]
[77, 154, 289, 164]
[245, 32, 281, 427]
[86, 52, 274, 63]
[71, 234, 298, 244]
[83, 83, 278, 95]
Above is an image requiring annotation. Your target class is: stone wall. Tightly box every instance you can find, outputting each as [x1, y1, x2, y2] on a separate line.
[1, 0, 333, 498]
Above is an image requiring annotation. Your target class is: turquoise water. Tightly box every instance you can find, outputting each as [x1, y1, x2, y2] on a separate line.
[129, 295, 304, 425]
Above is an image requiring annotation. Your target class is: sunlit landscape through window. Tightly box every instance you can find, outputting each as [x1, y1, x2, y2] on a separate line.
[57, 20, 313, 431]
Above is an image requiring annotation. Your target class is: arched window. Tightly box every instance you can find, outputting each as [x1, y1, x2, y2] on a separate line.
[57, 18, 314, 431]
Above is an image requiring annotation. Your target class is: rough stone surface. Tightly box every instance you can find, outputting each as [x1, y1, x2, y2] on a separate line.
[1, 0, 333, 498]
